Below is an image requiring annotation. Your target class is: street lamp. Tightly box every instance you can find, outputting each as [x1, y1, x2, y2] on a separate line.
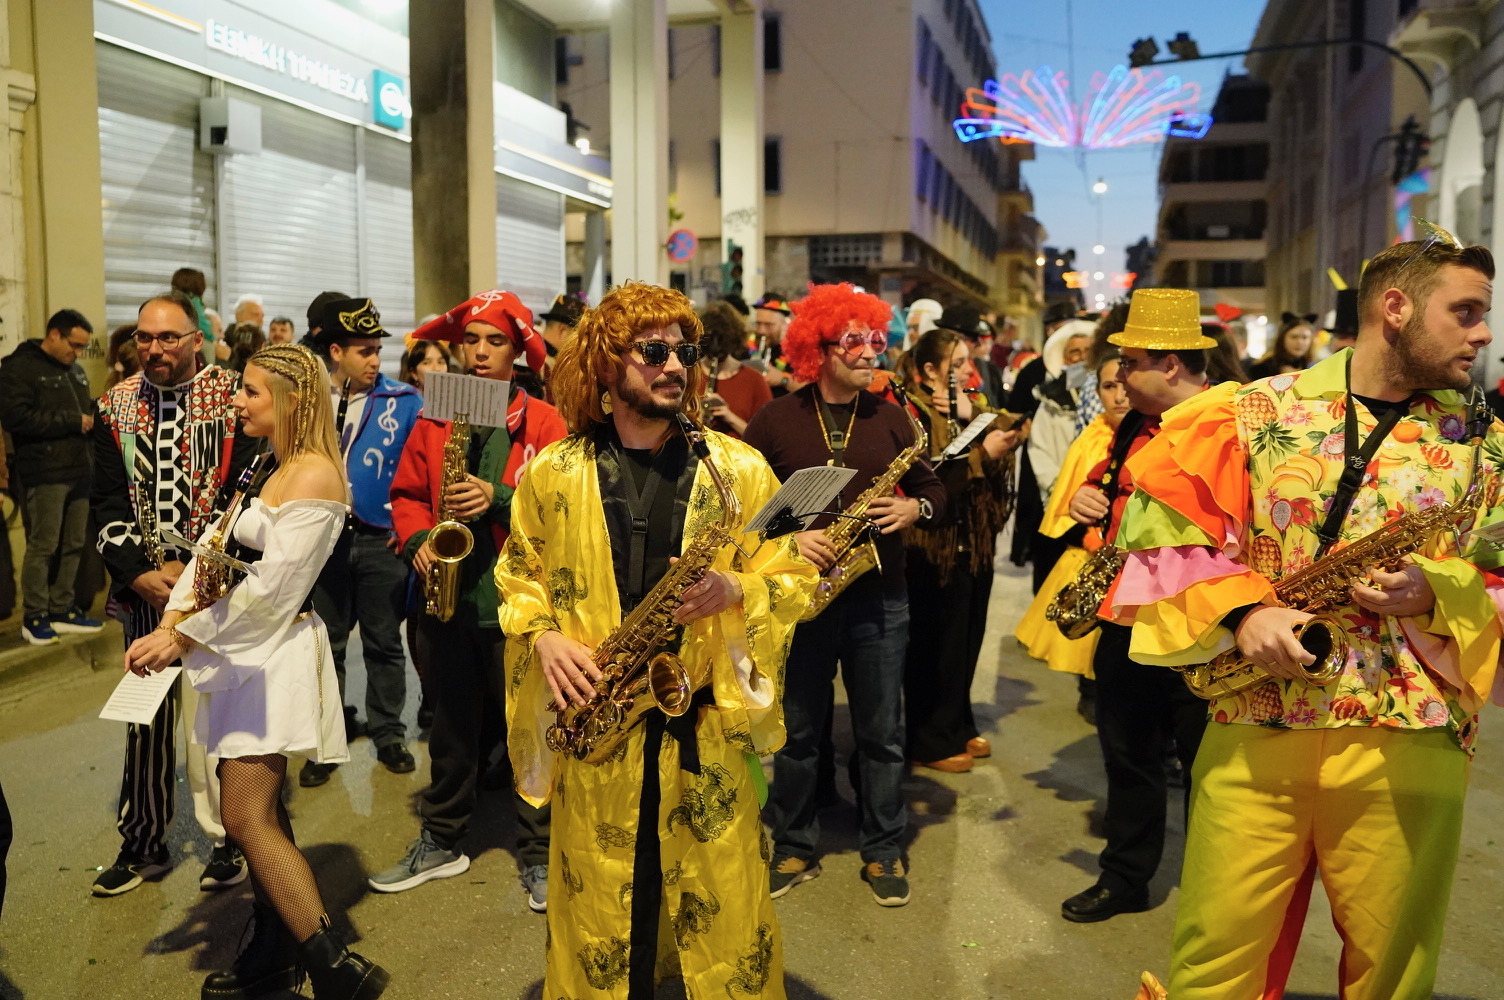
[1092, 178, 1108, 195]
[1092, 243, 1106, 255]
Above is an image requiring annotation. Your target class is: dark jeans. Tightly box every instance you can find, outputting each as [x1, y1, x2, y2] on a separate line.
[418, 615, 549, 866]
[904, 558, 992, 761]
[0, 772, 10, 919]
[19, 479, 89, 617]
[312, 529, 409, 747]
[767, 580, 909, 863]
[1092, 622, 1207, 894]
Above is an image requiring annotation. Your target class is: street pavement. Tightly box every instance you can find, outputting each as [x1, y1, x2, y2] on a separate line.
[0, 556, 1501, 999]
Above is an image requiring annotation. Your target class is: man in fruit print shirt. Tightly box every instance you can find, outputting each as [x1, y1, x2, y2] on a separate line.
[1106, 233, 1504, 1000]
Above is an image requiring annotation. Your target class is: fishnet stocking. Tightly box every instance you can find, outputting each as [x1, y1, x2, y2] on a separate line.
[219, 755, 326, 941]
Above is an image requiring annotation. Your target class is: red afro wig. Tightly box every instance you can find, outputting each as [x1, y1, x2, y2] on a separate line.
[782, 283, 894, 384]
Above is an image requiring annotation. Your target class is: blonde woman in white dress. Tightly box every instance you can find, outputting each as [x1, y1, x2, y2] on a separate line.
[125, 344, 388, 1000]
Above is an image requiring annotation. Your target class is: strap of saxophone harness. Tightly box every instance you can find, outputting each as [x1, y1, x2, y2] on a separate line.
[814, 389, 858, 468]
[1317, 353, 1409, 558]
[1097, 408, 1146, 538]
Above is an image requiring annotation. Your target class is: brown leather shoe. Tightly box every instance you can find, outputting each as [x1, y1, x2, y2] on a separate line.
[965, 737, 991, 758]
[915, 753, 973, 773]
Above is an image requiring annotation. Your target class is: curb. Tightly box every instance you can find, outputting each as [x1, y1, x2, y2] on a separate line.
[0, 621, 123, 703]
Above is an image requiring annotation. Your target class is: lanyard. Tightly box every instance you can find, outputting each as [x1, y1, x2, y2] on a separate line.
[814, 391, 857, 468]
[1314, 354, 1409, 556]
[1098, 409, 1145, 537]
[617, 436, 673, 607]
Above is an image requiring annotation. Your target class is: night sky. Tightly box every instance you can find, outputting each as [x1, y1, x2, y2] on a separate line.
[975, 0, 1268, 300]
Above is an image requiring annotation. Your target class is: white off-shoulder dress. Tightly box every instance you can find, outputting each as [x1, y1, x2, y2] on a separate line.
[165, 497, 351, 763]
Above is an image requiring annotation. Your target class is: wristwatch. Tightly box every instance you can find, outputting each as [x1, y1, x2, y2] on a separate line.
[917, 497, 935, 522]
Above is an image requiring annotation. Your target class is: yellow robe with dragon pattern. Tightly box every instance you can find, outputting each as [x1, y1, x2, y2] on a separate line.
[497, 429, 816, 1000]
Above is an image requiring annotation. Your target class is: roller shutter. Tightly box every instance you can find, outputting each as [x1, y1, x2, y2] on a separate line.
[496, 174, 565, 320]
[96, 43, 215, 331]
[219, 88, 360, 328]
[362, 133, 417, 336]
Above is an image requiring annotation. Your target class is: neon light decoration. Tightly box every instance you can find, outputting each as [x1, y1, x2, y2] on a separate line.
[954, 65, 1212, 149]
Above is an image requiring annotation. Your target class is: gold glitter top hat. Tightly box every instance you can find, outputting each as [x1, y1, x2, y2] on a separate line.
[1107, 288, 1216, 350]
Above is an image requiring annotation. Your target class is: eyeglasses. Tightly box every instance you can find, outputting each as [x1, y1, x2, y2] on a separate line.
[829, 328, 889, 354]
[134, 330, 195, 348]
[1116, 353, 1166, 372]
[632, 340, 701, 367]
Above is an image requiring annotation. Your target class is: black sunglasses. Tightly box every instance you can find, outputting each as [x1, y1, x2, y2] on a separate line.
[632, 341, 701, 367]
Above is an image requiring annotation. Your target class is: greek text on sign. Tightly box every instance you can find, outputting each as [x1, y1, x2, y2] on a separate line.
[206, 20, 371, 104]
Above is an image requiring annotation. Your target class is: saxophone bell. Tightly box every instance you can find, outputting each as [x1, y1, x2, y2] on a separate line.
[425, 415, 476, 622]
[1180, 614, 1347, 699]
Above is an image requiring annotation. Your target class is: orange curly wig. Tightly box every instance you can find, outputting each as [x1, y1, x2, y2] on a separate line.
[782, 283, 894, 384]
[551, 281, 705, 433]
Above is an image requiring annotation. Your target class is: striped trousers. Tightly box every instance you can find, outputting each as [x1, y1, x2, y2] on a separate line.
[114, 612, 225, 858]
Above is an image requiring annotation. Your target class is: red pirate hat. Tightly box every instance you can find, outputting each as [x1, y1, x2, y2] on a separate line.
[411, 290, 546, 371]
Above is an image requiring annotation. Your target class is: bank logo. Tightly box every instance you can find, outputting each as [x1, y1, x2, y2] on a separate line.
[373, 70, 410, 130]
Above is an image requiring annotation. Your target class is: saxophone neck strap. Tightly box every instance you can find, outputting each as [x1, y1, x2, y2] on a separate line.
[813, 387, 858, 468]
[1098, 409, 1146, 535]
[615, 428, 685, 608]
[1316, 353, 1409, 557]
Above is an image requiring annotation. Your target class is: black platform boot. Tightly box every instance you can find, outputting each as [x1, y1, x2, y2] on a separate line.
[296, 916, 390, 1000]
[201, 903, 302, 1000]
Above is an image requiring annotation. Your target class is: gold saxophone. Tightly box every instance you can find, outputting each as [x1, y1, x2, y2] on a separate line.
[186, 456, 267, 611]
[1179, 478, 1490, 698]
[545, 414, 743, 764]
[424, 415, 475, 622]
[1045, 542, 1126, 640]
[798, 385, 929, 622]
[133, 448, 167, 570]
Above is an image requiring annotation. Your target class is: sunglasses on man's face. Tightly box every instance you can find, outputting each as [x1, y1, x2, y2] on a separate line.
[829, 328, 889, 354]
[632, 340, 701, 368]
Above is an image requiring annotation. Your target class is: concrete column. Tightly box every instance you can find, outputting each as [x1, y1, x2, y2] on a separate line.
[719, 7, 764, 302]
[12, 0, 105, 375]
[410, 0, 497, 316]
[609, 0, 668, 286]
[583, 208, 607, 303]
[2, 0, 37, 356]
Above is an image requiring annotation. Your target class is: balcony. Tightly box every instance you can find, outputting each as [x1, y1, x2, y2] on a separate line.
[1158, 238, 1267, 263]
[1392, 0, 1484, 73]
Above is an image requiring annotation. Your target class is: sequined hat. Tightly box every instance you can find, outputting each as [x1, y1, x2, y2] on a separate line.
[1107, 288, 1215, 350]
[314, 297, 388, 342]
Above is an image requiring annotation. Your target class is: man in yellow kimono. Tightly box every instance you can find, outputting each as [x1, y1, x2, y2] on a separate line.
[1106, 233, 1504, 999]
[497, 282, 816, 999]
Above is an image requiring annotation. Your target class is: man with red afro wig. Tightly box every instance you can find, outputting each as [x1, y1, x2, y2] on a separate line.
[743, 282, 948, 907]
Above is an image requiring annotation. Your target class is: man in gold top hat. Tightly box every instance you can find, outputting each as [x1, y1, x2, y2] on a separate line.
[1057, 288, 1215, 923]
[1104, 236, 1504, 998]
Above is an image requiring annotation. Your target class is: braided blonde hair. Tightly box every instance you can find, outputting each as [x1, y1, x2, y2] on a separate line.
[246, 344, 343, 472]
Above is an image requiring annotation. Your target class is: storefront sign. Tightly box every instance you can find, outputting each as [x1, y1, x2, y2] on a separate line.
[206, 20, 369, 105]
[372, 69, 409, 130]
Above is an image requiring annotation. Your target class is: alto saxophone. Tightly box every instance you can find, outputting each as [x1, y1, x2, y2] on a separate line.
[424, 415, 475, 622]
[799, 385, 929, 622]
[1179, 479, 1490, 699]
[1045, 540, 1126, 640]
[186, 455, 268, 612]
[545, 414, 743, 764]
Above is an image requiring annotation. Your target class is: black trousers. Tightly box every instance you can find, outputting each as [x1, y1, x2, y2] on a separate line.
[0, 772, 11, 919]
[904, 558, 991, 762]
[1092, 622, 1208, 894]
[417, 615, 549, 866]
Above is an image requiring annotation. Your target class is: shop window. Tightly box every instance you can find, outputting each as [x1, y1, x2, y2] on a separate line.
[764, 14, 783, 73]
[765, 137, 783, 195]
[555, 37, 569, 85]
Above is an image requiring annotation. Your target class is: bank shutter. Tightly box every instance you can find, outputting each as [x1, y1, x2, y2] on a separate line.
[496, 174, 565, 320]
[363, 134, 416, 335]
[97, 43, 216, 331]
[219, 89, 360, 329]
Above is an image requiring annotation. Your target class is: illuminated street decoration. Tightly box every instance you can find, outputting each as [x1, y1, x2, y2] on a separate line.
[1392, 169, 1431, 243]
[953, 65, 1212, 149]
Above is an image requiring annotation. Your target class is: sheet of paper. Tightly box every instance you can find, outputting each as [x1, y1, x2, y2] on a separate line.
[424, 372, 511, 428]
[100, 666, 182, 725]
[745, 466, 859, 534]
[158, 529, 258, 576]
[940, 412, 999, 459]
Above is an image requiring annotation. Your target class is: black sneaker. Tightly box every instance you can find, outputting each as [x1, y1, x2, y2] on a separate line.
[92, 850, 171, 896]
[769, 855, 820, 899]
[299, 760, 340, 788]
[860, 858, 910, 907]
[200, 843, 249, 890]
[376, 742, 416, 774]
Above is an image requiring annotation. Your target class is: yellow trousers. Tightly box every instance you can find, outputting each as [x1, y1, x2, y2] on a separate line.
[1170, 724, 1468, 1000]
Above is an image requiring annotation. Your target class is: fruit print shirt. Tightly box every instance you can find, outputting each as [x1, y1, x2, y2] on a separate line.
[1103, 349, 1504, 755]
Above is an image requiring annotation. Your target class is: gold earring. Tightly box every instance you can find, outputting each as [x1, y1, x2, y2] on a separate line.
[601, 391, 613, 415]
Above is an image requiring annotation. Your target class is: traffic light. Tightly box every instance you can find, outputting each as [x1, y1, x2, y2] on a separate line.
[1391, 116, 1431, 184]
[722, 240, 744, 297]
[1168, 32, 1200, 61]
[1129, 37, 1159, 68]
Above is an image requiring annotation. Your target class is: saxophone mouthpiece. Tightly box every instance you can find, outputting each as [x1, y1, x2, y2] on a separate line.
[677, 412, 712, 460]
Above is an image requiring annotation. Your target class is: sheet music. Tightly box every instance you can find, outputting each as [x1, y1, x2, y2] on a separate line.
[424, 372, 511, 427]
[100, 667, 182, 725]
[745, 467, 859, 534]
[158, 529, 259, 576]
[940, 412, 999, 460]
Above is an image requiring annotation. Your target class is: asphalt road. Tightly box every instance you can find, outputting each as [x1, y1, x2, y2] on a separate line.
[0, 558, 1500, 999]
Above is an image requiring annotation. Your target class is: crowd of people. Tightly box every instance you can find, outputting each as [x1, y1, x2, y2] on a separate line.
[0, 229, 1498, 1000]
